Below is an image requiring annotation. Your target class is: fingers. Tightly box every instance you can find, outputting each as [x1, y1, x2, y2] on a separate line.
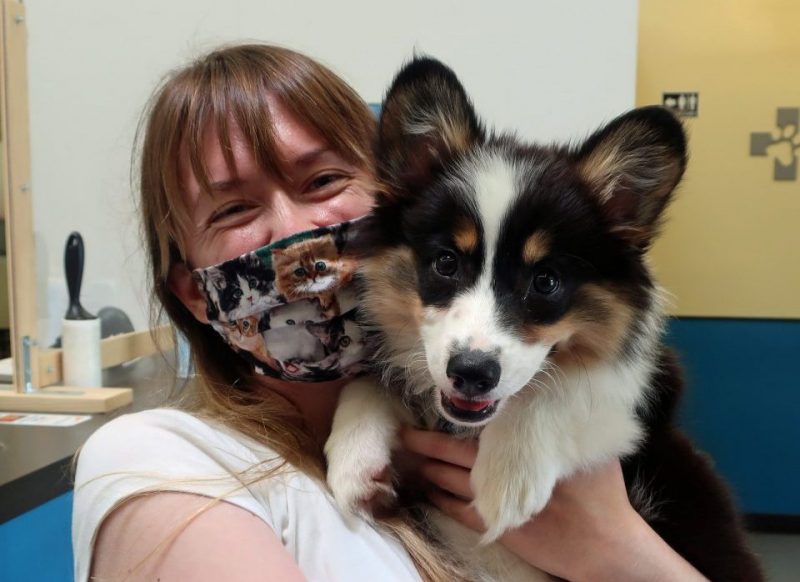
[420, 461, 473, 500]
[428, 490, 486, 533]
[400, 427, 483, 534]
[400, 428, 478, 469]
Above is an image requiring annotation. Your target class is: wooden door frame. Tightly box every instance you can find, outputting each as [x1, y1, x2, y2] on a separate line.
[0, 0, 166, 412]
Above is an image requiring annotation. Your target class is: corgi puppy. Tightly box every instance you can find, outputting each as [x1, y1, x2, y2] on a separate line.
[325, 57, 762, 581]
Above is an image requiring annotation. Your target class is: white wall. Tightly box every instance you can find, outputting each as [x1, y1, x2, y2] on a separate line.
[25, 0, 638, 344]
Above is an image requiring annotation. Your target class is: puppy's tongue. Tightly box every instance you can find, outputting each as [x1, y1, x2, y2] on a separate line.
[448, 395, 494, 412]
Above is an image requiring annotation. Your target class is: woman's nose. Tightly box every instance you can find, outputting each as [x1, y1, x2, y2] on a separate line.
[269, 192, 316, 241]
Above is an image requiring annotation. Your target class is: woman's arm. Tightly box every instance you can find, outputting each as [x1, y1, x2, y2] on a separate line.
[402, 428, 708, 582]
[92, 492, 306, 581]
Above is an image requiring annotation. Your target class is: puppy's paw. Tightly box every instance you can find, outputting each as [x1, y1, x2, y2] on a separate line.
[325, 420, 397, 521]
[327, 454, 396, 520]
[471, 446, 558, 543]
[324, 376, 400, 521]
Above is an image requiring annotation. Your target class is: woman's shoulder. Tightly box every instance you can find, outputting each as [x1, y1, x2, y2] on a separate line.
[76, 408, 285, 491]
[72, 409, 300, 582]
[83, 407, 253, 448]
[73, 408, 293, 546]
[82, 406, 281, 458]
[84, 407, 243, 443]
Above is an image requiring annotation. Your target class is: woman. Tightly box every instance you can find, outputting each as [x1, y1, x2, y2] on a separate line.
[73, 44, 707, 581]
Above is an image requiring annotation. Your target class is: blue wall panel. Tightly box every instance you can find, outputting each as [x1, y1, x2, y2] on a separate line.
[0, 491, 73, 581]
[667, 318, 800, 515]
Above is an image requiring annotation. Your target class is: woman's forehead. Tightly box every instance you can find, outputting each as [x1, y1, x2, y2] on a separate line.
[178, 101, 335, 196]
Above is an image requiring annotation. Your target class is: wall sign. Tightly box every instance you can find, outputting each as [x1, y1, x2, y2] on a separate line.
[750, 107, 799, 181]
[662, 92, 699, 117]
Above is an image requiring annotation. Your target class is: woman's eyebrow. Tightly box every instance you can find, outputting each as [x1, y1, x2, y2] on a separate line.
[291, 147, 335, 169]
[208, 178, 244, 192]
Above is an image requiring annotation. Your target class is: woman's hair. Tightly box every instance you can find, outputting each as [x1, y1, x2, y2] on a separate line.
[138, 43, 377, 475]
[137, 44, 469, 581]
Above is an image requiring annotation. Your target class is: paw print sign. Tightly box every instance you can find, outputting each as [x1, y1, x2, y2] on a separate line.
[750, 108, 800, 181]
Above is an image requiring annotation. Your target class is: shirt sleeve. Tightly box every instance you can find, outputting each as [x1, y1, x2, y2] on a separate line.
[71, 408, 286, 582]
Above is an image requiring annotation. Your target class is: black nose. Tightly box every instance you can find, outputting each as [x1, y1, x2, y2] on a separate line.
[446, 351, 501, 396]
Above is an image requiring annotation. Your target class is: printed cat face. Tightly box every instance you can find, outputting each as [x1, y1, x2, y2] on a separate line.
[226, 316, 268, 355]
[263, 325, 326, 366]
[201, 255, 280, 321]
[337, 317, 365, 366]
[306, 312, 364, 363]
[229, 315, 261, 338]
[272, 235, 356, 300]
[269, 298, 326, 328]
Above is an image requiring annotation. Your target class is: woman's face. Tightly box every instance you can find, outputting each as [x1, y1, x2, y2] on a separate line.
[178, 95, 375, 269]
[170, 95, 375, 323]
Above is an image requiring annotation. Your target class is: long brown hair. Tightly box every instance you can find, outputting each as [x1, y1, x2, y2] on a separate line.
[137, 44, 468, 581]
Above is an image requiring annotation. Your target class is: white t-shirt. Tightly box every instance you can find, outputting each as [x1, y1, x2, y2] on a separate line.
[72, 408, 422, 582]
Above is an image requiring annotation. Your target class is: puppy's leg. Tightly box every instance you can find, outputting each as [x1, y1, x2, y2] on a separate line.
[471, 374, 644, 542]
[470, 390, 562, 542]
[325, 376, 400, 520]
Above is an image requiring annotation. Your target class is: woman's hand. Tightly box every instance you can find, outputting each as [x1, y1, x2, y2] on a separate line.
[401, 427, 708, 582]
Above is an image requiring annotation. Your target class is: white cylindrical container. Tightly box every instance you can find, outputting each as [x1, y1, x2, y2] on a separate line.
[62, 317, 102, 387]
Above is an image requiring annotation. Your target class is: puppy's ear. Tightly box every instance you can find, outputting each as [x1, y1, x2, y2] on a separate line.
[575, 106, 687, 249]
[378, 57, 484, 198]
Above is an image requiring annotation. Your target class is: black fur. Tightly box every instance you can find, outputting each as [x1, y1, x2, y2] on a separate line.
[626, 350, 763, 581]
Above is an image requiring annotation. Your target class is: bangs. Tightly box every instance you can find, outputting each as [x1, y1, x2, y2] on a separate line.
[141, 44, 377, 267]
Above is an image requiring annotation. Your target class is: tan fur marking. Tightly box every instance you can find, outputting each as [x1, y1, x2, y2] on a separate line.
[580, 141, 625, 203]
[434, 107, 473, 153]
[454, 218, 479, 254]
[361, 247, 423, 337]
[522, 231, 550, 264]
[523, 283, 634, 370]
[522, 319, 574, 346]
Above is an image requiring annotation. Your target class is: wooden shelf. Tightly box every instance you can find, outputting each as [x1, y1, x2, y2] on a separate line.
[0, 385, 132, 413]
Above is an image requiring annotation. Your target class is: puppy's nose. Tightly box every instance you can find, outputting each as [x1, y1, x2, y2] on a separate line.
[446, 351, 501, 396]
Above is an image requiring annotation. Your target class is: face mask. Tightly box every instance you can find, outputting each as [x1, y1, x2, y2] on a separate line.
[192, 218, 369, 382]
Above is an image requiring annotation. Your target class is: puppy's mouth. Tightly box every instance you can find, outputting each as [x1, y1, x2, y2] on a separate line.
[439, 391, 500, 425]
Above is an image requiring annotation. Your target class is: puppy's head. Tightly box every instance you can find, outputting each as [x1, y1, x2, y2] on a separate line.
[362, 57, 686, 427]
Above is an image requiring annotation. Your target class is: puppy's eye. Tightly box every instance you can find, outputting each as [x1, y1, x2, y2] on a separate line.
[532, 267, 560, 295]
[294, 267, 307, 277]
[434, 251, 458, 277]
[315, 261, 327, 272]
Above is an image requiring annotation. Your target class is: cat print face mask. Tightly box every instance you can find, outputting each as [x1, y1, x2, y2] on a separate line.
[192, 218, 370, 382]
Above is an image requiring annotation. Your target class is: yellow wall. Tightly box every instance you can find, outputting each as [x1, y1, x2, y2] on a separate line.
[638, 0, 800, 318]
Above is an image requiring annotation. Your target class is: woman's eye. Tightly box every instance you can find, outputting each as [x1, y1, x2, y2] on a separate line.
[308, 173, 343, 191]
[433, 251, 458, 277]
[532, 267, 560, 295]
[209, 204, 250, 224]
